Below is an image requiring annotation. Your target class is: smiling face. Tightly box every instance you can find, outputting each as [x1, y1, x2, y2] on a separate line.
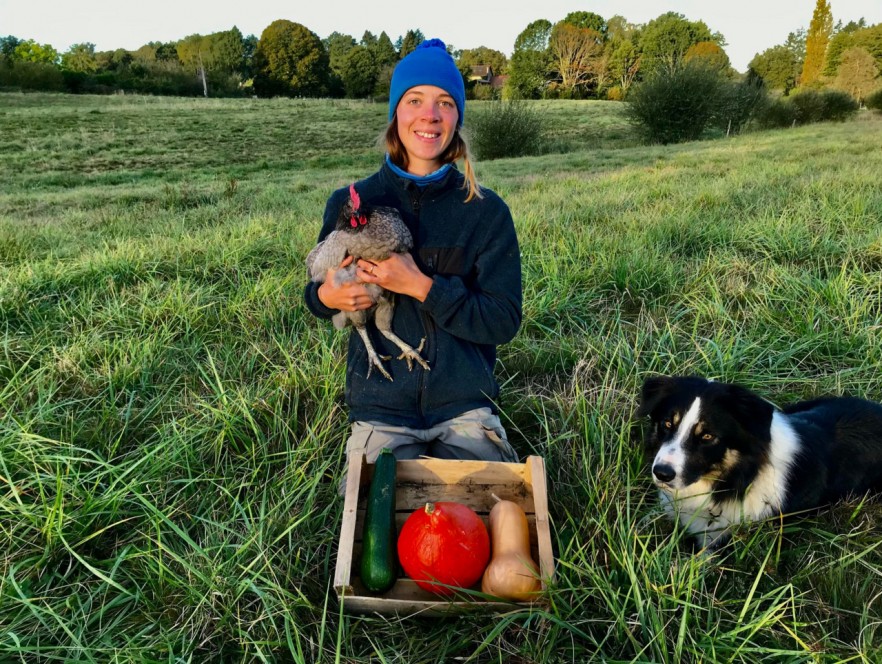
[394, 85, 459, 176]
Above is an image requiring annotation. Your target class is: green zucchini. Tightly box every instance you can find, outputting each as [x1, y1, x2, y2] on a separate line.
[360, 448, 398, 593]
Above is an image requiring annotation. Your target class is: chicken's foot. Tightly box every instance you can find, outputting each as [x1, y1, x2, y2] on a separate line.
[355, 326, 393, 380]
[380, 332, 430, 372]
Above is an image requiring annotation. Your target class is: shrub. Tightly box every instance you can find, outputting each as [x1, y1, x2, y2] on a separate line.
[867, 88, 882, 112]
[756, 88, 860, 128]
[714, 77, 769, 135]
[625, 62, 723, 144]
[605, 86, 624, 101]
[789, 89, 827, 123]
[0, 57, 64, 91]
[791, 89, 859, 123]
[467, 99, 544, 160]
[817, 89, 859, 121]
[755, 97, 798, 128]
[469, 82, 500, 101]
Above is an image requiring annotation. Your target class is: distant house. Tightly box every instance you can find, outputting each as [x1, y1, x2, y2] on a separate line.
[468, 65, 494, 84]
[468, 65, 507, 95]
[489, 75, 508, 91]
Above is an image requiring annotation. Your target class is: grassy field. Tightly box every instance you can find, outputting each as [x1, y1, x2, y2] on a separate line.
[2, 91, 882, 663]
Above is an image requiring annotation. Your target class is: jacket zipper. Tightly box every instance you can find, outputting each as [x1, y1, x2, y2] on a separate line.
[409, 185, 432, 423]
[409, 188, 421, 214]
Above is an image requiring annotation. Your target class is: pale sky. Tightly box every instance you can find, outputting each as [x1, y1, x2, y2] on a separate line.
[3, 0, 880, 72]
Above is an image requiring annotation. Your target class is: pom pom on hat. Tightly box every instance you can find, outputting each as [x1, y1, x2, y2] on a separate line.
[388, 39, 465, 127]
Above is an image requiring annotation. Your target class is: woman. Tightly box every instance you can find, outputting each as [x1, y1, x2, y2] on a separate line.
[303, 38, 521, 469]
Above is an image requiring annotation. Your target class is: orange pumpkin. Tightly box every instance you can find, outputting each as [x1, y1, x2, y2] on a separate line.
[397, 502, 490, 596]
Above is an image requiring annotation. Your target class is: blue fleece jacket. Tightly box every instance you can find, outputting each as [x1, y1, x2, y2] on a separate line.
[303, 161, 522, 428]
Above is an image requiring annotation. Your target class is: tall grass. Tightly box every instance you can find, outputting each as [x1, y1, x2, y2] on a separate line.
[2, 93, 882, 661]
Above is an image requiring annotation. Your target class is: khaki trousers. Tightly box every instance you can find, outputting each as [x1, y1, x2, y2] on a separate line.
[340, 407, 518, 492]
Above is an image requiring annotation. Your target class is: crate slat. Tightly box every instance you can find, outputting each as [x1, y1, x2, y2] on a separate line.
[353, 511, 540, 538]
[525, 456, 555, 587]
[333, 450, 366, 596]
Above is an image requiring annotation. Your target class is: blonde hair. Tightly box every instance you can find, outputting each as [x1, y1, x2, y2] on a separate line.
[383, 120, 483, 202]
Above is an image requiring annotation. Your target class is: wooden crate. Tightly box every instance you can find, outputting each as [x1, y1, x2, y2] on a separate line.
[334, 451, 554, 616]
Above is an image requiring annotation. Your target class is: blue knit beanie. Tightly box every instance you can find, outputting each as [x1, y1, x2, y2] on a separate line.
[388, 38, 465, 127]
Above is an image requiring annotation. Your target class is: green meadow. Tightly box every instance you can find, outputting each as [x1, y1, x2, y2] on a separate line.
[2, 92, 882, 662]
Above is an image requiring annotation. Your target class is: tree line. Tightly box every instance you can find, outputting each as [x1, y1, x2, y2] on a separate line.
[1, 3, 879, 104]
[749, 0, 881, 105]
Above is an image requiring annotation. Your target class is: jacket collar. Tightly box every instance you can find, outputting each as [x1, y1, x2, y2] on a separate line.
[380, 158, 461, 197]
[385, 154, 452, 184]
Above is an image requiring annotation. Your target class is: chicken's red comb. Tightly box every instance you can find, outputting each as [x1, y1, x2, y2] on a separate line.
[348, 183, 366, 227]
[349, 183, 361, 209]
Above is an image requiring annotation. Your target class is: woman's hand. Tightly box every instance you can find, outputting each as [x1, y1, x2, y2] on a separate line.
[317, 256, 375, 312]
[357, 253, 433, 302]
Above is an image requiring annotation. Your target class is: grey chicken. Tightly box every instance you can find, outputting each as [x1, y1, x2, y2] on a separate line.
[306, 183, 430, 380]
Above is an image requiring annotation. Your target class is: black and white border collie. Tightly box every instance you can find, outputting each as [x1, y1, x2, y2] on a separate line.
[638, 375, 882, 549]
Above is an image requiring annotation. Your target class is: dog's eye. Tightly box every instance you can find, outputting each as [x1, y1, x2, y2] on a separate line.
[662, 420, 673, 429]
[700, 432, 715, 442]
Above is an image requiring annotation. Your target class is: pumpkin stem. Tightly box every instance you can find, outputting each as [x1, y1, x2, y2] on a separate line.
[424, 502, 434, 514]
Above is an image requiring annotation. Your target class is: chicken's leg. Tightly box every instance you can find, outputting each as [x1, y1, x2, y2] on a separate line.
[374, 298, 430, 372]
[355, 325, 393, 381]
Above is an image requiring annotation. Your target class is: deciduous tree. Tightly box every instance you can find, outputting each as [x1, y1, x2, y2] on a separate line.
[514, 19, 552, 52]
[638, 12, 717, 75]
[605, 15, 638, 44]
[852, 23, 882, 65]
[609, 38, 640, 96]
[13, 40, 59, 65]
[562, 11, 606, 36]
[177, 28, 244, 75]
[685, 41, 731, 73]
[548, 22, 604, 96]
[800, 0, 833, 86]
[833, 46, 880, 104]
[824, 20, 866, 75]
[62, 43, 98, 73]
[324, 32, 356, 77]
[341, 44, 377, 98]
[95, 48, 133, 71]
[210, 27, 246, 73]
[177, 34, 211, 95]
[507, 19, 552, 99]
[253, 20, 329, 97]
[749, 45, 800, 92]
[134, 41, 178, 63]
[323, 31, 355, 97]
[1, 35, 22, 58]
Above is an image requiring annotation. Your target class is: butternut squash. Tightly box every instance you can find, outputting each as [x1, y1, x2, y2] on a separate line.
[481, 497, 541, 601]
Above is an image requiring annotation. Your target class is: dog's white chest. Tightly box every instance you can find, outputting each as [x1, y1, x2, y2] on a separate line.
[662, 478, 783, 547]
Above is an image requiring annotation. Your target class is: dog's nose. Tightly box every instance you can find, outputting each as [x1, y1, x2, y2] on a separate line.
[653, 463, 676, 483]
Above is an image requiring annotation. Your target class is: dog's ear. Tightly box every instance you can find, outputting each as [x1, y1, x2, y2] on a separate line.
[719, 383, 774, 443]
[637, 375, 678, 417]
